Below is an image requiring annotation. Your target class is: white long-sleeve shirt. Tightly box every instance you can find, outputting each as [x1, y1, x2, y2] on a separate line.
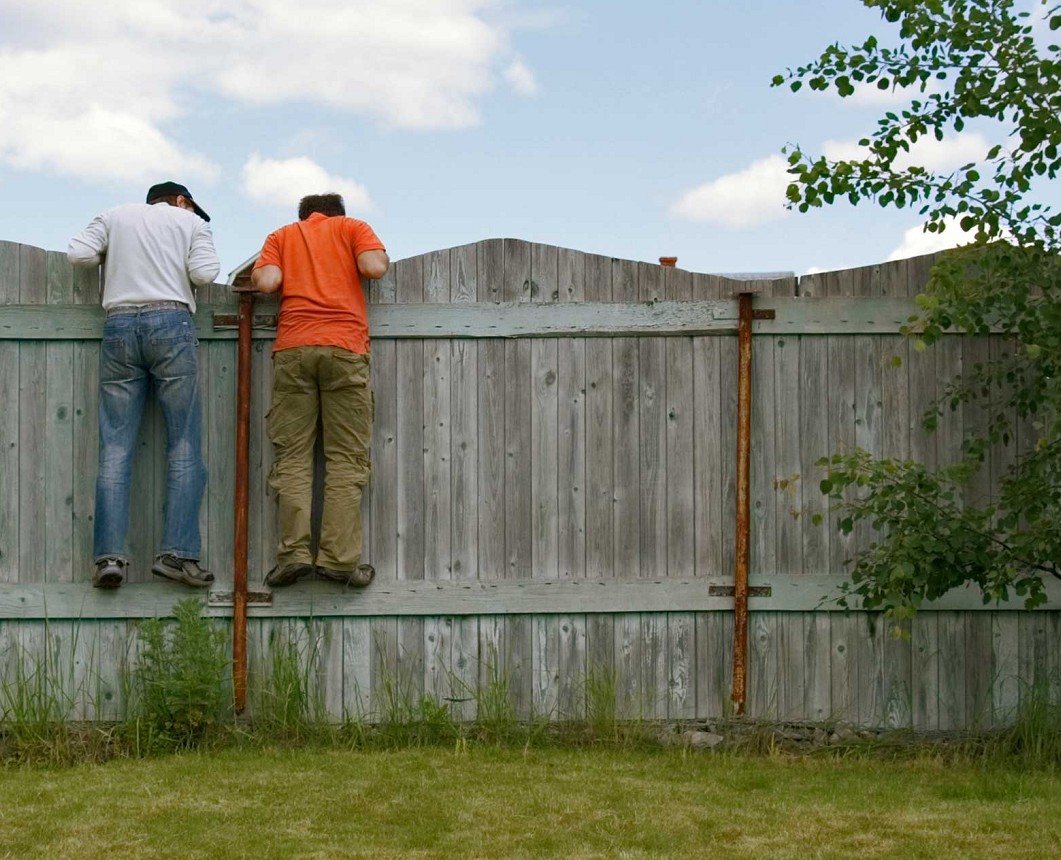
[67, 202, 220, 313]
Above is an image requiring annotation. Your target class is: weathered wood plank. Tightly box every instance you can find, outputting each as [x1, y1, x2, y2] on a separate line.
[18, 244, 48, 583]
[556, 248, 586, 581]
[71, 265, 100, 585]
[965, 612, 995, 729]
[803, 613, 831, 722]
[450, 616, 478, 721]
[450, 244, 478, 582]
[991, 612, 1020, 725]
[584, 256, 614, 580]
[532, 614, 559, 719]
[664, 269, 695, 582]
[504, 248, 533, 581]
[615, 613, 642, 719]
[205, 339, 236, 579]
[339, 617, 370, 719]
[750, 281, 780, 582]
[423, 615, 450, 709]
[667, 611, 696, 720]
[641, 613, 667, 720]
[368, 273, 397, 581]
[1017, 611, 1049, 713]
[423, 251, 452, 584]
[612, 258, 640, 580]
[695, 611, 733, 719]
[774, 334, 803, 578]
[504, 614, 532, 719]
[692, 273, 724, 580]
[44, 252, 75, 582]
[911, 611, 940, 731]
[4, 296, 963, 340]
[476, 245, 506, 584]
[855, 611, 885, 727]
[318, 618, 344, 723]
[747, 613, 778, 720]
[557, 614, 586, 720]
[396, 257, 425, 582]
[937, 611, 967, 730]
[638, 264, 667, 580]
[883, 619, 913, 730]
[777, 614, 804, 720]
[852, 269, 883, 560]
[7, 574, 1061, 620]
[531, 338, 559, 579]
[502, 241, 533, 717]
[830, 612, 858, 722]
[796, 319, 829, 577]
[0, 243, 21, 582]
[825, 271, 857, 577]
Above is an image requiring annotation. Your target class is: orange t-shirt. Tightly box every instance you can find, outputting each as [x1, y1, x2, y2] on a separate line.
[254, 213, 386, 354]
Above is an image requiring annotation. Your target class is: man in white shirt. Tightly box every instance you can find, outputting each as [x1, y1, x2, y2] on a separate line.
[68, 182, 220, 588]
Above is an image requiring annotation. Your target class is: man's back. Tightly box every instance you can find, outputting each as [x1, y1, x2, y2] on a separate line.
[262, 212, 385, 354]
[68, 202, 219, 311]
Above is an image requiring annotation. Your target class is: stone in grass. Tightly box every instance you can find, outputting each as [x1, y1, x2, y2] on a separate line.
[683, 730, 725, 751]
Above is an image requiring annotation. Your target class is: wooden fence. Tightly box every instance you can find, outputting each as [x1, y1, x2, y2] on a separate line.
[1, 238, 1059, 729]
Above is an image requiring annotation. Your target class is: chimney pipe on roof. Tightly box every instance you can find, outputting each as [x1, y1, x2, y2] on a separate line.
[659, 256, 677, 268]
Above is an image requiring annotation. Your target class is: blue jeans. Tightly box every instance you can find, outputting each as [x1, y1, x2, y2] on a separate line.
[94, 307, 207, 563]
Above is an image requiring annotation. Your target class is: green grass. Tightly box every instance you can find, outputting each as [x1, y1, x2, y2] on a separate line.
[1, 747, 1060, 859]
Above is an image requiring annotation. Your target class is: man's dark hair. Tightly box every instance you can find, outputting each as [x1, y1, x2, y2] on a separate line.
[299, 193, 346, 221]
[147, 194, 181, 207]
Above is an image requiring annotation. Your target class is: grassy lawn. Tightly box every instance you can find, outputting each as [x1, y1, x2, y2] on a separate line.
[2, 748, 1060, 859]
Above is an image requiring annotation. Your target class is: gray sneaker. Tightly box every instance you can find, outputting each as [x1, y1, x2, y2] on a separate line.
[151, 554, 214, 588]
[93, 558, 125, 589]
[316, 564, 375, 587]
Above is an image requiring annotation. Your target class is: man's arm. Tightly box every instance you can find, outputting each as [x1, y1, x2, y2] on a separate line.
[357, 249, 389, 280]
[187, 222, 221, 286]
[251, 265, 283, 293]
[67, 214, 109, 265]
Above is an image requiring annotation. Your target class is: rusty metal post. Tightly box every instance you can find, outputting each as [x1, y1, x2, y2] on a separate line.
[233, 290, 253, 713]
[731, 291, 753, 717]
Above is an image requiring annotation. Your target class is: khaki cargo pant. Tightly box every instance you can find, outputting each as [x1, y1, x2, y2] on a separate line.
[266, 346, 373, 571]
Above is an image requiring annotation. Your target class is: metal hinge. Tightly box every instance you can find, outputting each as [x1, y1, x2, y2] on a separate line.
[208, 590, 274, 607]
[708, 585, 773, 598]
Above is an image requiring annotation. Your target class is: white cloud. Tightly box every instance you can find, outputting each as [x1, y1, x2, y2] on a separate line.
[0, 0, 536, 185]
[241, 154, 373, 213]
[822, 132, 990, 172]
[504, 59, 538, 96]
[670, 155, 790, 228]
[887, 218, 979, 260]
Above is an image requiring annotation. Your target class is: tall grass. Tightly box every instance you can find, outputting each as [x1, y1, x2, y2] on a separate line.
[5, 615, 1061, 767]
[248, 622, 329, 742]
[128, 598, 229, 751]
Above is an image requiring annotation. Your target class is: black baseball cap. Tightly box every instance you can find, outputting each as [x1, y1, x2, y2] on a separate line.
[145, 181, 210, 222]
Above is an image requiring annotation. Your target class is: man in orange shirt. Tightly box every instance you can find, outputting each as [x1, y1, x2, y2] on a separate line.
[250, 193, 389, 587]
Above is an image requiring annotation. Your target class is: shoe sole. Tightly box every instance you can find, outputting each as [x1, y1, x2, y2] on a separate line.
[93, 572, 123, 589]
[265, 564, 314, 587]
[317, 564, 375, 587]
[151, 563, 214, 588]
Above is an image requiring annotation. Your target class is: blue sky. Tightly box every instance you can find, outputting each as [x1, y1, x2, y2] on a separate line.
[0, 0, 1043, 279]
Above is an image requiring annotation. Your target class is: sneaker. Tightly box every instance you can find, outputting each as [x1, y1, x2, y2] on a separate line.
[316, 563, 375, 587]
[264, 562, 315, 587]
[93, 558, 125, 589]
[151, 553, 214, 588]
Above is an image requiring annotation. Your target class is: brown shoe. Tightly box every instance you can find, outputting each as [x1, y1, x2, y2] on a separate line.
[265, 562, 315, 587]
[316, 564, 375, 587]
